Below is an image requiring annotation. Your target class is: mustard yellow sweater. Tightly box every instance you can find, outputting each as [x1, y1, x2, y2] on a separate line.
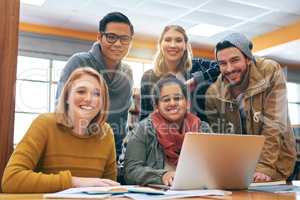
[1, 113, 117, 193]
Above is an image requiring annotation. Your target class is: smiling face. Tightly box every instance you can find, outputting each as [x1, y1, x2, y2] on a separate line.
[157, 83, 188, 123]
[97, 22, 132, 65]
[217, 47, 251, 86]
[161, 28, 187, 65]
[67, 74, 102, 125]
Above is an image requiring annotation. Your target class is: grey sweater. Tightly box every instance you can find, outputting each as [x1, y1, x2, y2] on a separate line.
[56, 42, 133, 157]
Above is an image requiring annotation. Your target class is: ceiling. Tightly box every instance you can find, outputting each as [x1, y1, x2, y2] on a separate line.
[20, 0, 300, 65]
[256, 39, 300, 66]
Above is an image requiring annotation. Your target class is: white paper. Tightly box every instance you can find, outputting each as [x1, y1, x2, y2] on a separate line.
[44, 186, 231, 199]
[124, 189, 231, 200]
[44, 193, 111, 199]
[46, 186, 129, 194]
[292, 180, 300, 187]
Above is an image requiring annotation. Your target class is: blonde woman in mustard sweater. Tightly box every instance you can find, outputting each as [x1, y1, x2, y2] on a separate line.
[1, 67, 119, 193]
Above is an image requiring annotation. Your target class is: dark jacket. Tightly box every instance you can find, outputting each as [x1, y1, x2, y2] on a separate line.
[190, 58, 220, 121]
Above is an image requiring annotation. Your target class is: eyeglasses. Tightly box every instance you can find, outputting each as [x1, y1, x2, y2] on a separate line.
[159, 94, 185, 104]
[101, 32, 132, 45]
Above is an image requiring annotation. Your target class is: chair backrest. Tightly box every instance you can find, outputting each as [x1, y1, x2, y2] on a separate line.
[289, 125, 300, 180]
[292, 125, 300, 160]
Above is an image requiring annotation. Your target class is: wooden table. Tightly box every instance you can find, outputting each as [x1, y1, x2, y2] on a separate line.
[0, 191, 297, 200]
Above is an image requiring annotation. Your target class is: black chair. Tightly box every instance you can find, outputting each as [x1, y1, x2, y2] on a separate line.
[288, 125, 300, 181]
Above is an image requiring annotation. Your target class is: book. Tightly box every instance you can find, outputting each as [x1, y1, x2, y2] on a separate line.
[84, 186, 165, 195]
[126, 187, 165, 195]
[44, 185, 165, 199]
[81, 186, 129, 194]
[147, 184, 170, 190]
[249, 180, 286, 187]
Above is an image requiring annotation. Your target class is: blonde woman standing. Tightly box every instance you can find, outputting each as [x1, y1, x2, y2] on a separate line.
[140, 25, 193, 120]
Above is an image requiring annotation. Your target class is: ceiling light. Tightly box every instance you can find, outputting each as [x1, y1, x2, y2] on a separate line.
[188, 23, 226, 37]
[21, 0, 46, 6]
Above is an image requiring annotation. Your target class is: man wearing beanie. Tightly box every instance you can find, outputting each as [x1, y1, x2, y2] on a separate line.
[205, 32, 296, 182]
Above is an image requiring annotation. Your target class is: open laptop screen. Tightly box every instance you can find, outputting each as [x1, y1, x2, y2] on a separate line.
[171, 133, 265, 190]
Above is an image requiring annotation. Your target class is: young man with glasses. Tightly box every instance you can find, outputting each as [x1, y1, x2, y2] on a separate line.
[56, 12, 134, 159]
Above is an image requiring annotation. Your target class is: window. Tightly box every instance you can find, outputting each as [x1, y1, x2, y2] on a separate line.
[14, 56, 151, 145]
[287, 82, 300, 125]
[123, 60, 152, 88]
[14, 56, 66, 145]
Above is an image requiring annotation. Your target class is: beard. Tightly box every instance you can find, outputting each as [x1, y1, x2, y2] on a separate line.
[226, 65, 250, 88]
[226, 70, 244, 86]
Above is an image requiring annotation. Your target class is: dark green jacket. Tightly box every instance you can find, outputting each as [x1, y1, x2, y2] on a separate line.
[123, 116, 211, 185]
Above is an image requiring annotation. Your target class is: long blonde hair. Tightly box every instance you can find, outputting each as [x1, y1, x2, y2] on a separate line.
[153, 25, 193, 76]
[55, 67, 109, 135]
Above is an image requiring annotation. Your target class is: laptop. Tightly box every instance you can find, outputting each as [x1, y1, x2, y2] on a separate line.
[170, 133, 265, 190]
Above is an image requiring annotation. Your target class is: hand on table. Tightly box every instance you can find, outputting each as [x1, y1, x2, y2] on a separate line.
[253, 172, 271, 182]
[162, 171, 175, 186]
